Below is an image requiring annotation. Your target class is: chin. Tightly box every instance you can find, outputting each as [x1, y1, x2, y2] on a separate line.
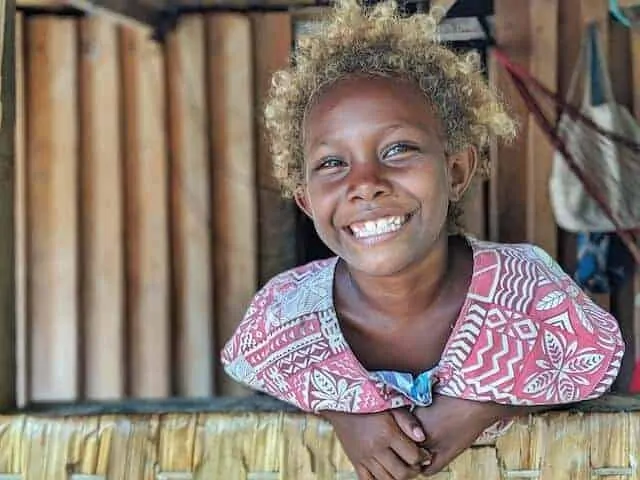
[345, 252, 416, 277]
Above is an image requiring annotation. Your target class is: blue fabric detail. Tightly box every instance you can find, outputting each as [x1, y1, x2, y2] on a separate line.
[575, 232, 632, 293]
[370, 368, 436, 407]
[610, 0, 634, 28]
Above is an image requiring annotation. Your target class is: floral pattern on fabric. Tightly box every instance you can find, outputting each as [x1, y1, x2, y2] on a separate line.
[221, 238, 625, 438]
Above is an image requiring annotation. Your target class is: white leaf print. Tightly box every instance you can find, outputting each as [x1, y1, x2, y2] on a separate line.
[312, 399, 341, 411]
[566, 284, 581, 298]
[565, 339, 578, 357]
[575, 304, 594, 333]
[523, 370, 557, 395]
[536, 291, 567, 311]
[336, 378, 349, 396]
[543, 330, 567, 369]
[565, 374, 590, 386]
[545, 384, 557, 401]
[564, 352, 604, 374]
[311, 369, 337, 398]
[557, 377, 579, 402]
[535, 359, 552, 370]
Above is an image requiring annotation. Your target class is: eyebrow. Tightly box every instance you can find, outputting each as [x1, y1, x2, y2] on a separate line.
[304, 122, 438, 153]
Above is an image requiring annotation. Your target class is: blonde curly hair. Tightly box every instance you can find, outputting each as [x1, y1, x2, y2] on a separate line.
[264, 0, 516, 227]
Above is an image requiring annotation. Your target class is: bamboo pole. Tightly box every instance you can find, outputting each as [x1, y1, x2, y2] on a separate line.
[14, 10, 26, 407]
[166, 15, 214, 397]
[207, 13, 256, 397]
[79, 16, 125, 400]
[27, 15, 79, 401]
[120, 24, 171, 398]
[252, 12, 297, 286]
[0, 0, 14, 409]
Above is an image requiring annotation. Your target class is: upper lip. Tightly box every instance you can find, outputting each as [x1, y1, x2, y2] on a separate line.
[340, 207, 416, 228]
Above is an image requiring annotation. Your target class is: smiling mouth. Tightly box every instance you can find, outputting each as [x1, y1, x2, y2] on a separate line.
[347, 213, 414, 240]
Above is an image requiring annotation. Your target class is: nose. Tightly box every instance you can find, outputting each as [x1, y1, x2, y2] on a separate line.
[346, 160, 392, 202]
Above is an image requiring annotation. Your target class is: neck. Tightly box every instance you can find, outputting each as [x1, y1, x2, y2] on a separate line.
[345, 233, 452, 320]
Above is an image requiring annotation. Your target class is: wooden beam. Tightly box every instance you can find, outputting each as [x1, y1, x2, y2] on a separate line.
[27, 16, 79, 401]
[15, 10, 26, 407]
[66, 1, 165, 28]
[166, 15, 214, 397]
[16, 0, 60, 6]
[252, 12, 297, 286]
[0, 0, 15, 409]
[608, 12, 635, 394]
[208, 13, 257, 397]
[79, 16, 125, 400]
[17, 1, 168, 30]
[120, 25, 171, 398]
[632, 13, 640, 367]
[490, 1, 533, 245]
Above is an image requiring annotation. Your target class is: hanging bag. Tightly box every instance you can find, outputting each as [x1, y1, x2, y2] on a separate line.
[549, 24, 640, 232]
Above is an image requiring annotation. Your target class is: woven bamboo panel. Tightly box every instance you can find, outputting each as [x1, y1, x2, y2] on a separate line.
[0, 410, 636, 479]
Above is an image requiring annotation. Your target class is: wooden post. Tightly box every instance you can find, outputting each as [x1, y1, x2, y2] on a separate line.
[27, 16, 79, 402]
[0, 0, 15, 409]
[491, 0, 558, 256]
[120, 25, 171, 398]
[252, 13, 297, 286]
[15, 10, 25, 407]
[79, 16, 125, 399]
[632, 21, 640, 368]
[166, 15, 214, 397]
[208, 13, 256, 397]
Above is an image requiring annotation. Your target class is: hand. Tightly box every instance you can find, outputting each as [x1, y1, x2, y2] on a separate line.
[411, 394, 523, 476]
[321, 409, 432, 480]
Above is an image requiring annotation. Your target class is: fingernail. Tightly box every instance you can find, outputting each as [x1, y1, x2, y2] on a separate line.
[412, 426, 425, 441]
[421, 458, 432, 467]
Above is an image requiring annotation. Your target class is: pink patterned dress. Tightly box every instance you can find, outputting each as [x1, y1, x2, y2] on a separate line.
[221, 238, 624, 436]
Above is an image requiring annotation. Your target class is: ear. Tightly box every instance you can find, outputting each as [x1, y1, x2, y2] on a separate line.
[446, 145, 478, 202]
[294, 185, 314, 219]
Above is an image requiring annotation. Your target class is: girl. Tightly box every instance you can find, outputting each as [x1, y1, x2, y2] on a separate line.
[221, 1, 625, 478]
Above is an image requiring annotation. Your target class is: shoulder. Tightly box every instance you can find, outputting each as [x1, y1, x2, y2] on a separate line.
[466, 238, 579, 310]
[439, 238, 625, 405]
[470, 238, 565, 278]
[220, 257, 402, 412]
[221, 256, 338, 359]
[219, 257, 339, 403]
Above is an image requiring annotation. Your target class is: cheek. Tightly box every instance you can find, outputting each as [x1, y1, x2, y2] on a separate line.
[404, 164, 450, 202]
[305, 185, 335, 226]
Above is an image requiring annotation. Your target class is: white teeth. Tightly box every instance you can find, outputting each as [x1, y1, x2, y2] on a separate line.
[350, 215, 408, 239]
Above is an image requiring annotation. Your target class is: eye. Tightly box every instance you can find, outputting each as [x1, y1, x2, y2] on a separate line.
[315, 156, 346, 170]
[382, 143, 418, 159]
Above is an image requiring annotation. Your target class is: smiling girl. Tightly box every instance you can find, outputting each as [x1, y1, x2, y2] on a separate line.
[221, 1, 625, 478]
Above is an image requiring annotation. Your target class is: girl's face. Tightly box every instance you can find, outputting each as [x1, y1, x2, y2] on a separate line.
[296, 75, 476, 277]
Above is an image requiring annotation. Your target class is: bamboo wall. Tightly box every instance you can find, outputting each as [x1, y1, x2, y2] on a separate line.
[15, 9, 297, 405]
[13, 0, 640, 406]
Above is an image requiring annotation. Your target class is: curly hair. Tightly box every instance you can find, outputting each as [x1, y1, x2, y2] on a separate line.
[264, 0, 516, 228]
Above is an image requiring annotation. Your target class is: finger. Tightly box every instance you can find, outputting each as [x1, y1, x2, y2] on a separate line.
[365, 458, 395, 480]
[420, 455, 447, 477]
[390, 434, 432, 467]
[355, 464, 375, 480]
[377, 448, 421, 480]
[390, 408, 425, 442]
[420, 447, 464, 477]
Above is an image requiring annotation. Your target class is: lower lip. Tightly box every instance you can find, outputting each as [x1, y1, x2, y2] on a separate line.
[346, 215, 413, 246]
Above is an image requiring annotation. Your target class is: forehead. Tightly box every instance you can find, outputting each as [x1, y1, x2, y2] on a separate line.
[303, 75, 444, 141]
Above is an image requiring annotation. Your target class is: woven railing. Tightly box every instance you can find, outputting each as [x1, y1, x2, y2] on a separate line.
[0, 395, 638, 479]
